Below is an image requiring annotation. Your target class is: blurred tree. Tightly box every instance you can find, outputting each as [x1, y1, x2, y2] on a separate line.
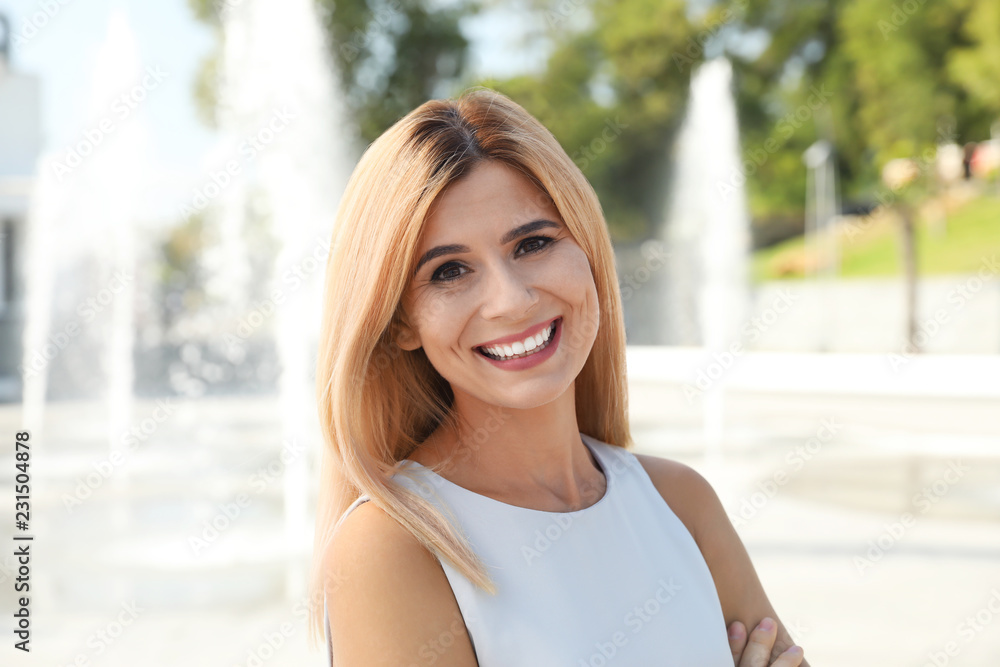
[315, 0, 475, 142]
[187, 0, 718, 240]
[836, 0, 960, 351]
[725, 0, 840, 231]
[727, 0, 1000, 347]
[727, 0, 1000, 233]
[187, 0, 476, 142]
[186, 0, 1000, 247]
[947, 0, 1000, 117]
[480, 0, 702, 240]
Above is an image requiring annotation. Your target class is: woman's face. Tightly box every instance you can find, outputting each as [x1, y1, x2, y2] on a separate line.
[397, 160, 600, 411]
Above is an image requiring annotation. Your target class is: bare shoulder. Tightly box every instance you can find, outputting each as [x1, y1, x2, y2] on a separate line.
[633, 450, 743, 577]
[633, 452, 809, 664]
[633, 453, 718, 541]
[325, 501, 477, 667]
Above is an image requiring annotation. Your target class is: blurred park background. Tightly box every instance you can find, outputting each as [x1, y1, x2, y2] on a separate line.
[0, 0, 998, 664]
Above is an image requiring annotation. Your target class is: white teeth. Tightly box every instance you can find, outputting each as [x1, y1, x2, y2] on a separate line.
[480, 320, 558, 361]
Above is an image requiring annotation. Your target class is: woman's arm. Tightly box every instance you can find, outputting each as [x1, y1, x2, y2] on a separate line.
[325, 501, 478, 666]
[636, 454, 809, 667]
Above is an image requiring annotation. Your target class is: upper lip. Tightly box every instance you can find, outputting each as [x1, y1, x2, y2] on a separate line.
[475, 317, 560, 349]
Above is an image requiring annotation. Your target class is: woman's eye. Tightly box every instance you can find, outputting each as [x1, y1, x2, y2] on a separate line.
[517, 236, 555, 255]
[431, 262, 466, 282]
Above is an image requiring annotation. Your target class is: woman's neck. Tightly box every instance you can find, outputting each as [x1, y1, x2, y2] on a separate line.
[410, 386, 606, 512]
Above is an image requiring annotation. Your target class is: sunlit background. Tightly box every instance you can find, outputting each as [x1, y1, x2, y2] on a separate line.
[1, 0, 998, 665]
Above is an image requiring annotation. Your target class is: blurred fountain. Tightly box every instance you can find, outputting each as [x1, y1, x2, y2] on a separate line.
[20, 11, 148, 607]
[222, 0, 355, 598]
[22, 12, 146, 458]
[20, 160, 59, 438]
[90, 13, 145, 532]
[202, 4, 253, 309]
[662, 58, 751, 460]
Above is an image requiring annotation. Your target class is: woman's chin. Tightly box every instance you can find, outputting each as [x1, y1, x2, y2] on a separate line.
[469, 378, 575, 413]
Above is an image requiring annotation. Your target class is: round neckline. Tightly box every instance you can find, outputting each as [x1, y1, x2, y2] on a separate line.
[400, 433, 613, 516]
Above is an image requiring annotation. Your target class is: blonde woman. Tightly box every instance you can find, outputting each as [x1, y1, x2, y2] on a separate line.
[311, 89, 807, 667]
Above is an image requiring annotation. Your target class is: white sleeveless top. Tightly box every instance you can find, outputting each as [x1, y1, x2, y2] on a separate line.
[325, 433, 733, 666]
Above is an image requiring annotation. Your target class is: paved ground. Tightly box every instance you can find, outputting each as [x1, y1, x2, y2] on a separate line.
[0, 384, 997, 666]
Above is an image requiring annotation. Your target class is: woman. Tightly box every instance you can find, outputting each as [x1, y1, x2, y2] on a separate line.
[311, 88, 807, 666]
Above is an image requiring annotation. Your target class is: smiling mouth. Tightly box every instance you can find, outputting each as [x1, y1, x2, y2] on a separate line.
[476, 319, 560, 361]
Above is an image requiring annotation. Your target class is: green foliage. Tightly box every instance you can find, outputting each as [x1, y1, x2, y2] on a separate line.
[317, 0, 475, 142]
[191, 48, 220, 129]
[184, 0, 1000, 245]
[839, 0, 958, 162]
[947, 0, 1000, 113]
[187, 0, 221, 128]
[477, 0, 699, 240]
[186, 0, 475, 140]
[730, 0, 1000, 230]
[158, 212, 210, 321]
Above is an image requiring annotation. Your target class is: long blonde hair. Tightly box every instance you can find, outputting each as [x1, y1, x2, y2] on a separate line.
[308, 87, 632, 645]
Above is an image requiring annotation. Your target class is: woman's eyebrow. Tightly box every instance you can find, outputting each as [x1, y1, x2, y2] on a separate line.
[499, 219, 559, 244]
[413, 243, 469, 276]
[412, 219, 561, 276]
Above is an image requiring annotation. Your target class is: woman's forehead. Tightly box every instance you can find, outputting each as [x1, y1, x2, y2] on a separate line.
[422, 162, 561, 238]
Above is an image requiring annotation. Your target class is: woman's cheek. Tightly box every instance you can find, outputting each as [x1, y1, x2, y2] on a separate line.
[548, 245, 596, 297]
[557, 247, 601, 350]
[412, 286, 468, 332]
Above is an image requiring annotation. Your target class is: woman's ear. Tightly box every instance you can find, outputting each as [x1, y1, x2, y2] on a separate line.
[392, 314, 421, 351]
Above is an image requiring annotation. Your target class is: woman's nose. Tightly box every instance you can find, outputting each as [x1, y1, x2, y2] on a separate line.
[479, 261, 538, 321]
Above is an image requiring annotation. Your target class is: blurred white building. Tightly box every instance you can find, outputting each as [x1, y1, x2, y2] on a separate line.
[0, 14, 42, 401]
